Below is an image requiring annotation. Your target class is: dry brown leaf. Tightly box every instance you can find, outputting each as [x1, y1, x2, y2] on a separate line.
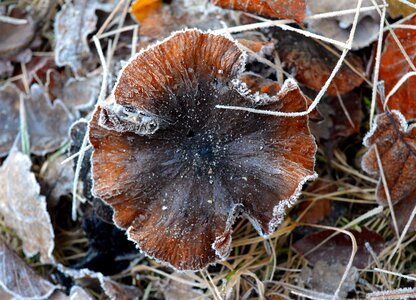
[362, 111, 416, 232]
[0, 83, 20, 156]
[54, 0, 113, 74]
[272, 30, 364, 96]
[0, 8, 36, 57]
[0, 237, 58, 299]
[307, 0, 382, 50]
[62, 74, 101, 112]
[58, 265, 141, 299]
[50, 286, 93, 300]
[0, 83, 73, 156]
[0, 148, 55, 263]
[301, 260, 359, 298]
[41, 155, 75, 206]
[387, 0, 416, 18]
[379, 15, 416, 120]
[212, 0, 306, 22]
[294, 179, 336, 224]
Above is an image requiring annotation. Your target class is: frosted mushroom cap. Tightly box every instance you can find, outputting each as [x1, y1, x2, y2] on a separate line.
[89, 29, 317, 271]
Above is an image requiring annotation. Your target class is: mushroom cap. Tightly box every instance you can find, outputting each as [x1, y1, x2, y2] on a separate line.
[89, 29, 317, 271]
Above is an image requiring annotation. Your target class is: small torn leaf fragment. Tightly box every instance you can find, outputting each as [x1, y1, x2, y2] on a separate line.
[211, 0, 306, 23]
[362, 111, 416, 232]
[54, 0, 113, 74]
[0, 83, 21, 156]
[293, 228, 384, 268]
[301, 260, 359, 298]
[0, 237, 58, 299]
[379, 15, 416, 120]
[0, 8, 36, 57]
[271, 29, 364, 96]
[0, 148, 55, 263]
[307, 0, 382, 50]
[89, 29, 317, 270]
[387, 0, 416, 18]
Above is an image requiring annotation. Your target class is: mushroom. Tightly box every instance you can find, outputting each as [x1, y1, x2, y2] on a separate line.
[89, 29, 317, 270]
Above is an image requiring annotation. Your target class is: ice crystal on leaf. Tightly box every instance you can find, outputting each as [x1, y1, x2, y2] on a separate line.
[89, 29, 317, 270]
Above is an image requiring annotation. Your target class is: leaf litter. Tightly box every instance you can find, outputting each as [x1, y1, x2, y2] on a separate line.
[0, 0, 416, 298]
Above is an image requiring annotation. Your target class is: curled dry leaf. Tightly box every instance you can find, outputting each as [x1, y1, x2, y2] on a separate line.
[0, 148, 55, 263]
[379, 15, 416, 120]
[54, 0, 113, 74]
[89, 29, 317, 270]
[0, 83, 73, 156]
[387, 0, 416, 18]
[293, 227, 384, 268]
[307, 0, 382, 50]
[0, 8, 36, 57]
[362, 111, 416, 232]
[211, 0, 306, 23]
[272, 30, 364, 96]
[0, 238, 58, 299]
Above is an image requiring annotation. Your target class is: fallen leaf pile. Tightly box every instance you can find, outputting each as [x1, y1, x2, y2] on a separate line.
[0, 0, 415, 298]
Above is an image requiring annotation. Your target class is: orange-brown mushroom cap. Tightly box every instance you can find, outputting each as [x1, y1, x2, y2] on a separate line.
[89, 29, 317, 270]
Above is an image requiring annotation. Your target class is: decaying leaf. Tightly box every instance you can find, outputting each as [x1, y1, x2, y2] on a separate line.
[89, 29, 317, 270]
[362, 111, 416, 232]
[62, 74, 101, 112]
[58, 265, 142, 300]
[41, 155, 75, 206]
[0, 148, 55, 263]
[50, 286, 93, 300]
[387, 0, 416, 18]
[301, 260, 359, 298]
[0, 83, 20, 157]
[293, 228, 384, 268]
[272, 29, 365, 96]
[310, 92, 363, 160]
[211, 0, 307, 22]
[0, 8, 36, 57]
[294, 179, 336, 224]
[307, 0, 382, 50]
[379, 15, 416, 120]
[0, 83, 73, 156]
[0, 237, 58, 299]
[54, 0, 113, 74]
[156, 273, 203, 300]
[25, 84, 73, 155]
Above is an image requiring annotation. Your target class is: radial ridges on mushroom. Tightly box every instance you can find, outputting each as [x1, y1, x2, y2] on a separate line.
[88, 29, 317, 271]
